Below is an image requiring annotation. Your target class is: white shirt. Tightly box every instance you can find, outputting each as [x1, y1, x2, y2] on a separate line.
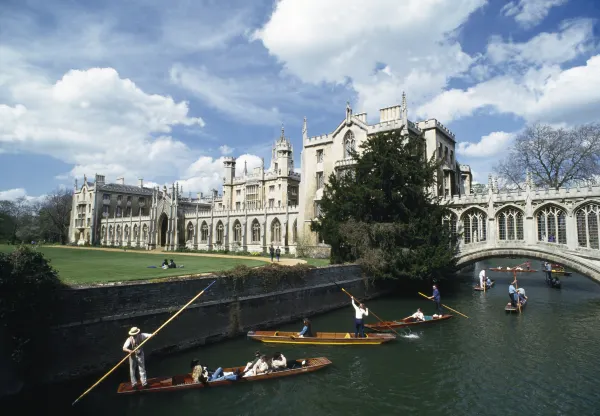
[411, 311, 425, 321]
[479, 270, 486, 286]
[123, 333, 152, 355]
[352, 299, 369, 319]
[252, 359, 269, 375]
[272, 354, 287, 369]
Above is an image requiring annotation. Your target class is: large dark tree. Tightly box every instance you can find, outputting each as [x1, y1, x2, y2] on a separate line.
[495, 123, 600, 190]
[37, 188, 72, 244]
[311, 129, 459, 281]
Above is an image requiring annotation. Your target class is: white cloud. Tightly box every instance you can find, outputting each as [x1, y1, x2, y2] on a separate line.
[219, 145, 234, 155]
[486, 19, 594, 66]
[0, 188, 45, 203]
[417, 55, 600, 125]
[457, 131, 515, 157]
[254, 0, 486, 120]
[0, 67, 206, 184]
[501, 0, 568, 29]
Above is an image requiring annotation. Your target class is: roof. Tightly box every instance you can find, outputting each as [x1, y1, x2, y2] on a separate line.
[97, 183, 154, 195]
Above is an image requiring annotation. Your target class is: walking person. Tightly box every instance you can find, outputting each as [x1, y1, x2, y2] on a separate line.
[275, 247, 281, 262]
[351, 298, 369, 338]
[428, 284, 443, 313]
[122, 327, 154, 388]
[269, 245, 275, 262]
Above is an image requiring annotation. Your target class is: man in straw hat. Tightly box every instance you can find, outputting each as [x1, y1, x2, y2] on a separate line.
[122, 327, 154, 388]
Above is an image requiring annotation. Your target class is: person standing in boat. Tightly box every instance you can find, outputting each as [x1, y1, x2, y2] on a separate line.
[122, 327, 154, 388]
[478, 269, 486, 289]
[297, 318, 313, 337]
[508, 280, 518, 307]
[351, 298, 369, 338]
[428, 285, 443, 313]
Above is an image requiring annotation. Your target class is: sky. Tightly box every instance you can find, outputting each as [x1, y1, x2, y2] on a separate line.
[1, 0, 599, 202]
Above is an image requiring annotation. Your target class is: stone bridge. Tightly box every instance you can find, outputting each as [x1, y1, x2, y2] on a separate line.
[443, 178, 600, 282]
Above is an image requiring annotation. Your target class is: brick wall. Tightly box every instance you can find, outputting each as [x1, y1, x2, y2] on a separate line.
[41, 265, 390, 383]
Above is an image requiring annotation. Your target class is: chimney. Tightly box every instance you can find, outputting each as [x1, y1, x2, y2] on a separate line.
[379, 105, 402, 123]
[138, 178, 143, 188]
[117, 177, 125, 185]
[212, 189, 218, 199]
[95, 174, 105, 185]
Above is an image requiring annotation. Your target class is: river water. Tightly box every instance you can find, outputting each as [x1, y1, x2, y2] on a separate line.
[5, 257, 600, 416]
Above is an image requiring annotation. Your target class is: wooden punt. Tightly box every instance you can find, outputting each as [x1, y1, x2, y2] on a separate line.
[364, 314, 453, 331]
[505, 300, 527, 312]
[489, 268, 537, 272]
[246, 330, 396, 345]
[551, 269, 572, 276]
[116, 357, 331, 394]
[474, 280, 495, 291]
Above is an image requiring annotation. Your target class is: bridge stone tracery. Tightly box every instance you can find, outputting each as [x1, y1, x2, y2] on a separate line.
[444, 178, 600, 282]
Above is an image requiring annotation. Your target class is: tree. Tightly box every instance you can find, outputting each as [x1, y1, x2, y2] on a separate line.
[37, 189, 72, 244]
[311, 129, 459, 281]
[495, 123, 600, 190]
[0, 198, 32, 244]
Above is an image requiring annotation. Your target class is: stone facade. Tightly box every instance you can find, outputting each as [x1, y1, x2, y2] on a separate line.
[68, 95, 472, 252]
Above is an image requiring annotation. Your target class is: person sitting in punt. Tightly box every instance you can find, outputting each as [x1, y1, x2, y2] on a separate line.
[190, 358, 208, 383]
[297, 318, 313, 338]
[244, 355, 270, 377]
[410, 308, 425, 321]
[243, 351, 261, 373]
[517, 288, 527, 304]
[271, 352, 287, 371]
[486, 277, 492, 288]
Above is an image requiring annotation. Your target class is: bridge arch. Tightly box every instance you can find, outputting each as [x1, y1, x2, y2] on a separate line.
[456, 247, 600, 283]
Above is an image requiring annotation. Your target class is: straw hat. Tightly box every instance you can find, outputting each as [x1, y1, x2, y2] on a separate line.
[129, 327, 141, 336]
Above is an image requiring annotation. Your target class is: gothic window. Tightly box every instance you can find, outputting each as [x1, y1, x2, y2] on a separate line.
[292, 219, 297, 243]
[576, 203, 599, 249]
[201, 222, 209, 242]
[343, 131, 355, 159]
[317, 149, 324, 163]
[124, 225, 130, 240]
[133, 224, 138, 239]
[233, 221, 242, 243]
[252, 219, 261, 242]
[316, 172, 324, 189]
[536, 205, 566, 244]
[442, 212, 458, 242]
[101, 225, 106, 239]
[187, 222, 194, 241]
[216, 221, 224, 244]
[142, 224, 148, 241]
[116, 225, 121, 242]
[271, 218, 281, 243]
[109, 226, 113, 239]
[314, 201, 322, 218]
[462, 209, 487, 244]
[497, 208, 524, 241]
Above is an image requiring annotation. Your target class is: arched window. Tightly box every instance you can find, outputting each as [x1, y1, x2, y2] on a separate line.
[252, 219, 261, 242]
[216, 221, 224, 244]
[442, 212, 458, 241]
[124, 225, 130, 240]
[536, 205, 566, 244]
[497, 208, 524, 240]
[101, 225, 106, 239]
[201, 222, 209, 242]
[271, 218, 281, 243]
[292, 220, 298, 243]
[343, 130, 355, 159]
[187, 222, 194, 241]
[133, 224, 138, 239]
[233, 221, 242, 243]
[116, 225, 121, 242]
[142, 224, 148, 241]
[576, 203, 599, 249]
[109, 225, 113, 239]
[462, 209, 487, 244]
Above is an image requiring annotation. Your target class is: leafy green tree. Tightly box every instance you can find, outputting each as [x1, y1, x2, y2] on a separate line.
[311, 129, 459, 280]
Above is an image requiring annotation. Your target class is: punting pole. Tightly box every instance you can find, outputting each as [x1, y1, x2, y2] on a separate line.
[418, 292, 469, 319]
[72, 279, 217, 406]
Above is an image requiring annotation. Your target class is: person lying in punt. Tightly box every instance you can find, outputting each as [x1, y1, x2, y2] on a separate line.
[271, 352, 287, 371]
[190, 358, 239, 383]
[410, 308, 425, 321]
[243, 355, 270, 377]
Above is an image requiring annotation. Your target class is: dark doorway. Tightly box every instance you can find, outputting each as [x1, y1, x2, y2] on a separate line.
[159, 214, 168, 247]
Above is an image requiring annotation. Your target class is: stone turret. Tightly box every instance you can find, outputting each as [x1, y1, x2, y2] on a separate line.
[223, 157, 236, 184]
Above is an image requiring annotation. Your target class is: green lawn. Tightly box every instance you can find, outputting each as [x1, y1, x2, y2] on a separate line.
[299, 257, 331, 267]
[0, 245, 267, 285]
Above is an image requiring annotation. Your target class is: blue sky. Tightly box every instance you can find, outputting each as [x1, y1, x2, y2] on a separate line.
[1, 0, 599, 201]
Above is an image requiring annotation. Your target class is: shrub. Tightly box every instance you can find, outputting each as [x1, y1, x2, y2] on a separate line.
[219, 263, 315, 294]
[0, 245, 64, 379]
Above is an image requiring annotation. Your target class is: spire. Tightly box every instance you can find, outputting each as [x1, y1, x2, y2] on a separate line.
[243, 160, 248, 176]
[281, 123, 285, 140]
[401, 91, 408, 127]
[346, 100, 352, 123]
[302, 116, 307, 140]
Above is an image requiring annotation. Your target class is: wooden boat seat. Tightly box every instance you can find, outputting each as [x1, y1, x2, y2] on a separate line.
[344, 333, 350, 338]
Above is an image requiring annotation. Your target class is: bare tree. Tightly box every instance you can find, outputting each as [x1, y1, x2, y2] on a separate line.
[494, 123, 600, 190]
[37, 189, 72, 244]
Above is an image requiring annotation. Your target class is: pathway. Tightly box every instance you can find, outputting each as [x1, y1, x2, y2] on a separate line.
[44, 245, 307, 266]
